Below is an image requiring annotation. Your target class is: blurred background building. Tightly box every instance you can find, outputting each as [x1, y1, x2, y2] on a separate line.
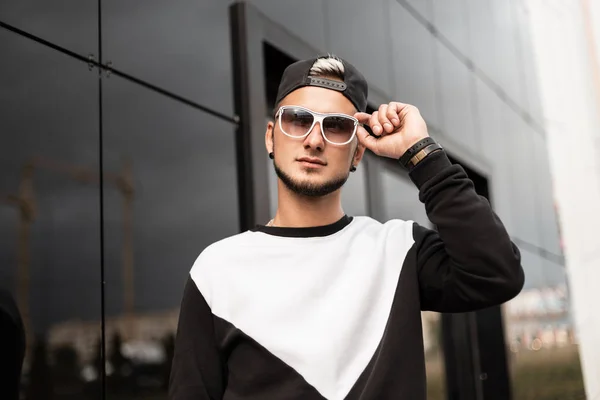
[0, 0, 598, 399]
[524, 2, 600, 400]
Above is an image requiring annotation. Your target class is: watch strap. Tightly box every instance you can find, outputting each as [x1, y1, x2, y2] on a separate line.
[407, 143, 443, 169]
[398, 137, 436, 168]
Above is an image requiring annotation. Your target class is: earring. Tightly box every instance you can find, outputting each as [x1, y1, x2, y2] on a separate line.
[269, 152, 274, 159]
[350, 165, 356, 172]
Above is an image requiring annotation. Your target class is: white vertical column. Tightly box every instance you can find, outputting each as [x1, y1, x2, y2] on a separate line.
[526, 1, 600, 399]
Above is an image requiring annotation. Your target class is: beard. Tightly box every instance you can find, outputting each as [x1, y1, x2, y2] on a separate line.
[273, 160, 349, 197]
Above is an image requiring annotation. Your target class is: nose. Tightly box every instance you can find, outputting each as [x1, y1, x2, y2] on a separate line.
[303, 121, 325, 151]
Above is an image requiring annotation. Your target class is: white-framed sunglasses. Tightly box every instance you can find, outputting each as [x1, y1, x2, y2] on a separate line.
[275, 105, 358, 145]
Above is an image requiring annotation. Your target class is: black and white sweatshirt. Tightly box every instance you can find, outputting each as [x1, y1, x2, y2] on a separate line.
[169, 150, 525, 400]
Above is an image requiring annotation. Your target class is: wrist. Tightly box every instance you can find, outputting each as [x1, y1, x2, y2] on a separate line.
[408, 149, 452, 189]
[397, 137, 441, 170]
[406, 143, 443, 170]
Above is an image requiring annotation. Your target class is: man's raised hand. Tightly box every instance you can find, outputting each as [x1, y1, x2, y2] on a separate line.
[354, 102, 429, 159]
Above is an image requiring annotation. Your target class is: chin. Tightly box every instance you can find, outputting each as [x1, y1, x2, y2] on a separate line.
[274, 161, 349, 198]
[298, 175, 329, 187]
[297, 166, 325, 175]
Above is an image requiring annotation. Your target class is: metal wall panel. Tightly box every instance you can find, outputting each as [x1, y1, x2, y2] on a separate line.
[489, 0, 527, 110]
[379, 168, 430, 227]
[0, 0, 97, 57]
[436, 41, 479, 154]
[101, 73, 240, 398]
[465, 0, 497, 83]
[433, 0, 471, 59]
[475, 79, 516, 235]
[0, 27, 101, 399]
[532, 132, 562, 257]
[389, 1, 442, 130]
[511, 0, 545, 124]
[403, 0, 433, 22]
[325, 0, 393, 98]
[248, 0, 327, 52]
[102, 0, 235, 115]
[504, 109, 542, 248]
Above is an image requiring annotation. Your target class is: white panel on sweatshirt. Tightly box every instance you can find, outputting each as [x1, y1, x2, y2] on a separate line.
[191, 216, 416, 400]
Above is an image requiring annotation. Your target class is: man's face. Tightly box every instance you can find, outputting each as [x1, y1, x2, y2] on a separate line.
[266, 86, 365, 197]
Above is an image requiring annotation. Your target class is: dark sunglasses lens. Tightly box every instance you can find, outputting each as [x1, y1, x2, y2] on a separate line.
[280, 108, 314, 137]
[323, 116, 356, 143]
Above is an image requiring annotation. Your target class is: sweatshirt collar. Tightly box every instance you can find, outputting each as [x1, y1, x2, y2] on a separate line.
[251, 215, 353, 238]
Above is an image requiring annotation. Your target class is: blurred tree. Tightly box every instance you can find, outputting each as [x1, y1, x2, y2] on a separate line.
[108, 331, 129, 392]
[82, 337, 103, 398]
[52, 344, 81, 391]
[162, 333, 176, 391]
[25, 335, 53, 400]
[93, 336, 102, 374]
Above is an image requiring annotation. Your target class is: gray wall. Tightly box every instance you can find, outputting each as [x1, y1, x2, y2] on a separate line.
[248, 0, 564, 289]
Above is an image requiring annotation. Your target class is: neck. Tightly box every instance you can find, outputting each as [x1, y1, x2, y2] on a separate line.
[272, 183, 345, 228]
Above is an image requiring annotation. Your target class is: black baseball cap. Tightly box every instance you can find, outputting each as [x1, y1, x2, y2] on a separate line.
[274, 55, 369, 112]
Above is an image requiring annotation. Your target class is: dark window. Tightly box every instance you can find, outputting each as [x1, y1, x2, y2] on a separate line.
[0, 0, 97, 57]
[263, 42, 297, 114]
[102, 74, 239, 397]
[100, 0, 234, 114]
[0, 28, 101, 400]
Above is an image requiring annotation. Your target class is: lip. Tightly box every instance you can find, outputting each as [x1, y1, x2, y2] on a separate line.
[297, 157, 326, 167]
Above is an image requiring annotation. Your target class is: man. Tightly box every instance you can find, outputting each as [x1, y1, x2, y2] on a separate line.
[169, 55, 524, 399]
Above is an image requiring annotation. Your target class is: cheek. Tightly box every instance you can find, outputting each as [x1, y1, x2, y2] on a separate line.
[274, 141, 297, 163]
[329, 149, 353, 170]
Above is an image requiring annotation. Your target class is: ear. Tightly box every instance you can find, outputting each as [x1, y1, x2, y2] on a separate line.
[265, 120, 275, 154]
[352, 139, 366, 167]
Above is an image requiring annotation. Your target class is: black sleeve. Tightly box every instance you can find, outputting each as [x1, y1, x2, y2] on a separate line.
[169, 276, 225, 400]
[408, 150, 525, 313]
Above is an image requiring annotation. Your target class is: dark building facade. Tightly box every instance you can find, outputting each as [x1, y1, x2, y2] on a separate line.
[0, 1, 584, 399]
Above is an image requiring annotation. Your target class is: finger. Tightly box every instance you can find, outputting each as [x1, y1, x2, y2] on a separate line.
[355, 124, 379, 153]
[378, 104, 394, 133]
[354, 112, 371, 125]
[354, 112, 376, 137]
[389, 102, 410, 113]
[388, 102, 411, 125]
[387, 103, 401, 127]
[370, 111, 382, 136]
